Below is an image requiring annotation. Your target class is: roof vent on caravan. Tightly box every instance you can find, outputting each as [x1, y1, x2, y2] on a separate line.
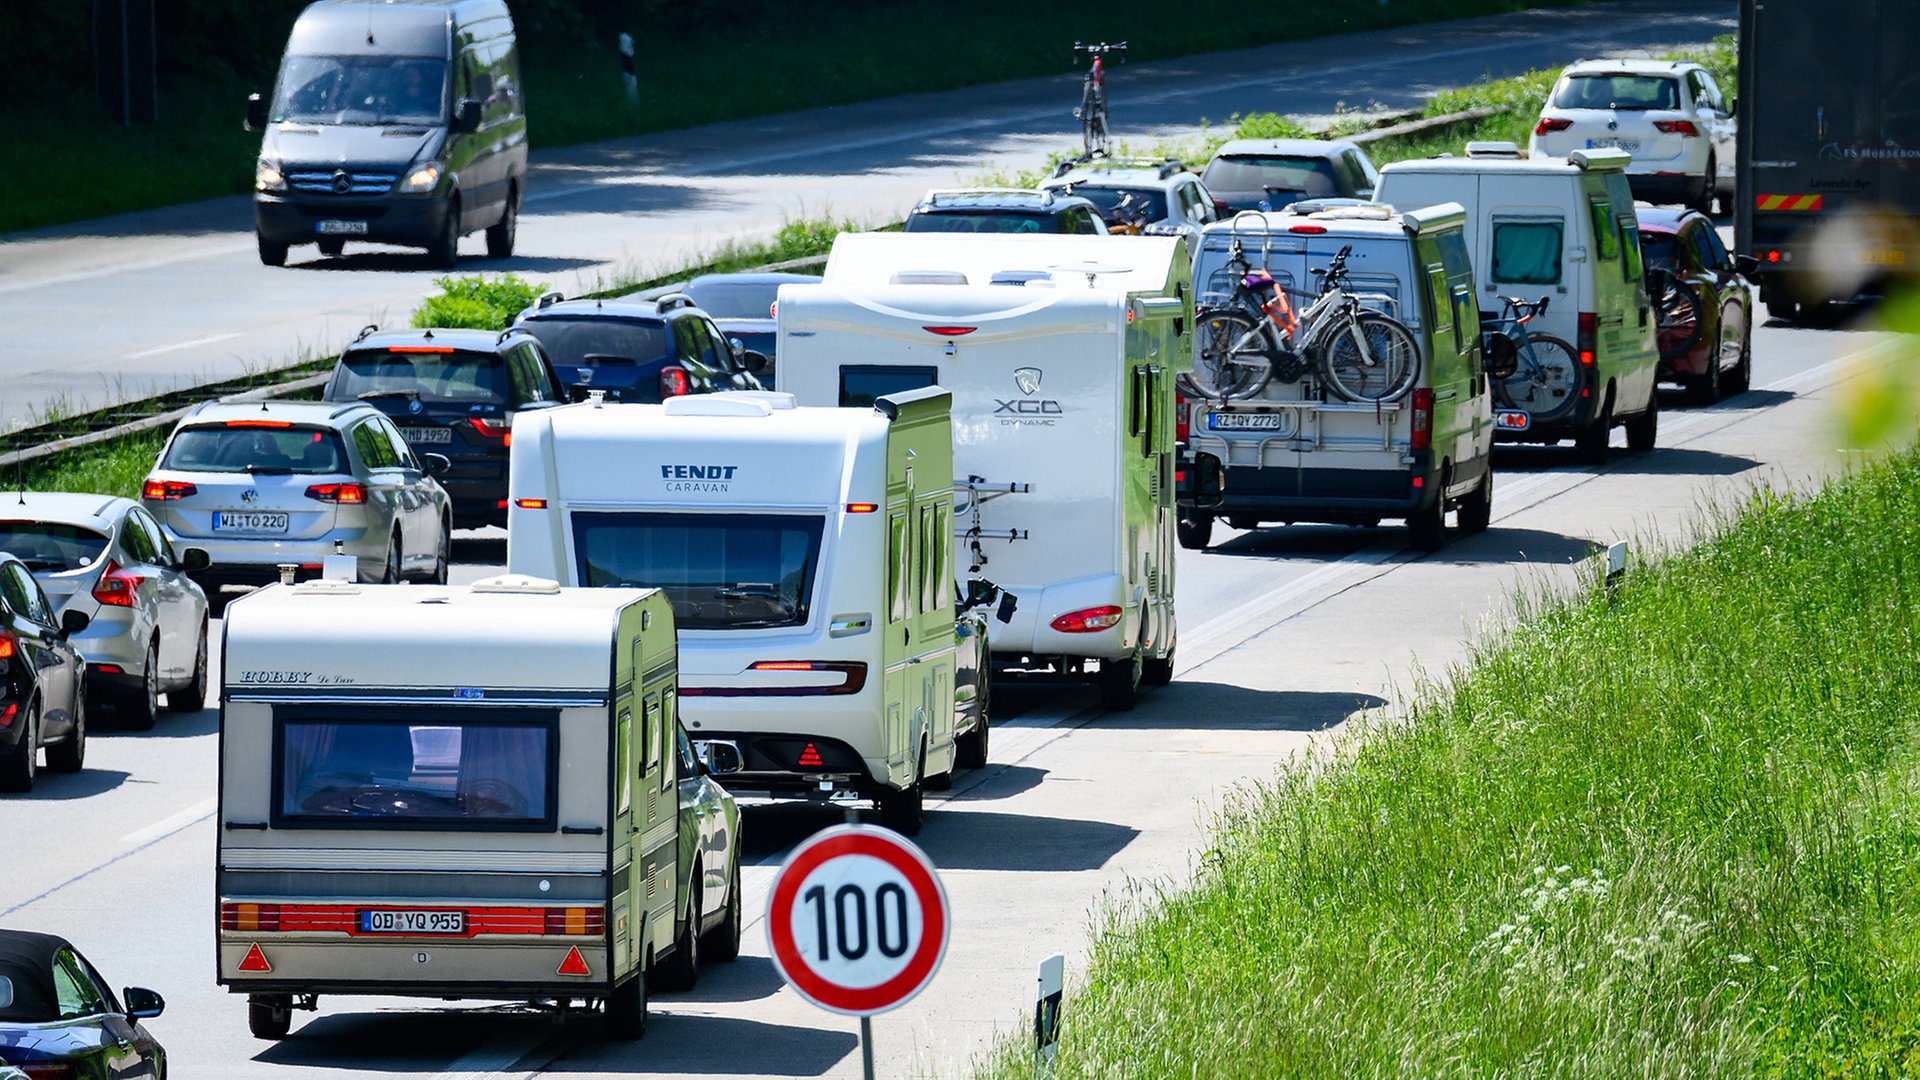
[989, 269, 1055, 287]
[471, 574, 562, 594]
[291, 577, 361, 597]
[719, 390, 798, 410]
[1465, 141, 1528, 159]
[1048, 261, 1133, 287]
[890, 270, 970, 285]
[661, 394, 777, 418]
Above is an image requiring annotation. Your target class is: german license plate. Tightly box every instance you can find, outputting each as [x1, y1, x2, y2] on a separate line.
[212, 511, 289, 533]
[1494, 410, 1531, 431]
[400, 426, 451, 444]
[1585, 138, 1641, 153]
[1853, 249, 1908, 267]
[316, 219, 369, 235]
[359, 909, 466, 934]
[1209, 412, 1284, 430]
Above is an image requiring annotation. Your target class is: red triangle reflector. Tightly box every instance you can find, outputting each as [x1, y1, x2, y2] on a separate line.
[556, 945, 591, 977]
[797, 743, 824, 767]
[239, 943, 273, 973]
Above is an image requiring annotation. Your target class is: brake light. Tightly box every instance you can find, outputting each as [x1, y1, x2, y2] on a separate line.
[16, 1062, 79, 1079]
[922, 326, 977, 337]
[769, 301, 778, 318]
[797, 743, 825, 767]
[1534, 117, 1573, 135]
[386, 345, 455, 354]
[0, 634, 15, 660]
[845, 503, 878, 513]
[305, 483, 367, 504]
[1577, 312, 1597, 369]
[222, 420, 292, 429]
[1766, 249, 1782, 263]
[92, 560, 144, 608]
[1050, 605, 1123, 633]
[1409, 387, 1434, 452]
[1175, 397, 1190, 444]
[1652, 120, 1700, 136]
[142, 479, 197, 501]
[514, 498, 547, 509]
[0, 701, 15, 727]
[1288, 224, 1327, 234]
[468, 417, 510, 440]
[543, 907, 599, 935]
[659, 367, 691, 399]
[222, 902, 283, 932]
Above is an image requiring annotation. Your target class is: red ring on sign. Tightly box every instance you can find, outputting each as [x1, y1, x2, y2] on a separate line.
[767, 828, 950, 1016]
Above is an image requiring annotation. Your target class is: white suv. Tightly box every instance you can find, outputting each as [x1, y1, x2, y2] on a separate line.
[1529, 59, 1734, 213]
[1038, 156, 1222, 253]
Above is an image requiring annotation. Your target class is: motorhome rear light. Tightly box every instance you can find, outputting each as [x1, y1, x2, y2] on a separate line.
[797, 743, 825, 767]
[556, 946, 592, 977]
[222, 420, 293, 429]
[1409, 388, 1434, 452]
[1652, 120, 1700, 136]
[222, 902, 283, 932]
[238, 943, 274, 973]
[1534, 117, 1573, 135]
[1175, 398, 1190, 443]
[544, 907, 592, 936]
[514, 498, 547, 509]
[387, 345, 455, 354]
[659, 367, 692, 398]
[1175, 469, 1187, 483]
[921, 326, 977, 337]
[686, 661, 868, 696]
[142, 479, 197, 501]
[1411, 475, 1425, 489]
[305, 482, 367, 504]
[845, 503, 879, 513]
[92, 561, 145, 608]
[1577, 312, 1598, 368]
[1050, 605, 1124, 633]
[468, 417, 510, 439]
[1288, 224, 1328, 234]
[752, 661, 818, 671]
[0, 702, 16, 726]
[768, 301, 778, 318]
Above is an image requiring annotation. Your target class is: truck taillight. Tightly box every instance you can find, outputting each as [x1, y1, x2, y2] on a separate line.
[1652, 120, 1700, 136]
[142, 478, 196, 500]
[92, 560, 144, 608]
[1409, 388, 1434, 452]
[659, 367, 692, 398]
[1175, 396, 1190, 444]
[221, 902, 282, 932]
[305, 483, 366, 504]
[1050, 605, 1123, 633]
[1534, 117, 1573, 135]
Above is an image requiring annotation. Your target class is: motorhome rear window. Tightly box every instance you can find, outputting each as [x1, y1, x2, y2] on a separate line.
[1491, 221, 1565, 285]
[840, 366, 938, 409]
[161, 426, 351, 475]
[274, 55, 449, 126]
[573, 512, 824, 630]
[274, 712, 557, 830]
[337, 349, 508, 405]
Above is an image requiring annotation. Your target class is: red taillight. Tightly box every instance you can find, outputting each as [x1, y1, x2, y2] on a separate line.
[1409, 387, 1434, 452]
[768, 301, 778, 319]
[1766, 249, 1782, 263]
[142, 478, 197, 501]
[221, 902, 282, 932]
[17, 1062, 80, 1080]
[0, 633, 14, 660]
[387, 345, 455, 354]
[1577, 312, 1597, 369]
[845, 503, 878, 513]
[1175, 396, 1191, 444]
[922, 326, 977, 337]
[468, 417, 510, 440]
[659, 367, 692, 399]
[92, 560, 144, 608]
[221, 419, 292, 429]
[305, 483, 366, 504]
[0, 701, 17, 727]
[1288, 224, 1327, 234]
[1050, 605, 1124, 633]
[1534, 117, 1573, 135]
[543, 907, 600, 935]
[1652, 120, 1700, 136]
[514, 498, 547, 509]
[797, 742, 825, 767]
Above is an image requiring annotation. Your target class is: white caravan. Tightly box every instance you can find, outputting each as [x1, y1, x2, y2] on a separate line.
[778, 232, 1191, 709]
[217, 577, 682, 1040]
[507, 389, 976, 835]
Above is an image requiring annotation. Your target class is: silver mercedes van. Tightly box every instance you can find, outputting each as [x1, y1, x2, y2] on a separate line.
[246, 0, 528, 268]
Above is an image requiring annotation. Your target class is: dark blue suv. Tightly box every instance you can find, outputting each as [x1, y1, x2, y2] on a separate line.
[513, 292, 767, 404]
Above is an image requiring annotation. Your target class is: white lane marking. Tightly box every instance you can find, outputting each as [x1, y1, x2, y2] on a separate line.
[0, 241, 252, 296]
[123, 332, 242, 359]
[119, 796, 216, 846]
[427, 1032, 552, 1080]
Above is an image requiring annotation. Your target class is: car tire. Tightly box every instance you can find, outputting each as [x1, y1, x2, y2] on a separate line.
[432, 519, 450, 584]
[168, 624, 209, 714]
[878, 745, 926, 835]
[46, 691, 85, 773]
[256, 234, 288, 268]
[486, 187, 518, 259]
[375, 535, 400, 585]
[1097, 654, 1141, 711]
[248, 994, 293, 1040]
[703, 859, 743, 962]
[1687, 329, 1722, 406]
[1766, 297, 1801, 322]
[0, 701, 36, 792]
[427, 198, 461, 269]
[1691, 157, 1716, 215]
[605, 973, 647, 1040]
[317, 237, 345, 257]
[653, 883, 700, 993]
[1142, 642, 1175, 688]
[1457, 474, 1493, 534]
[956, 662, 990, 768]
[1625, 394, 1659, 452]
[1575, 394, 1614, 465]
[1176, 513, 1213, 550]
[1407, 495, 1446, 552]
[1721, 307, 1753, 395]
[123, 640, 161, 731]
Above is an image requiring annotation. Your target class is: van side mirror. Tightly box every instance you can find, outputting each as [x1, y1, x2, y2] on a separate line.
[122, 987, 165, 1019]
[179, 547, 212, 572]
[421, 452, 452, 477]
[454, 98, 483, 134]
[1734, 253, 1760, 277]
[245, 93, 267, 132]
[1182, 450, 1225, 510]
[738, 348, 771, 376]
[696, 739, 743, 775]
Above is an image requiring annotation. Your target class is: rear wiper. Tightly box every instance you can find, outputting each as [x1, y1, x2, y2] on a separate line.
[245, 465, 295, 475]
[358, 389, 423, 402]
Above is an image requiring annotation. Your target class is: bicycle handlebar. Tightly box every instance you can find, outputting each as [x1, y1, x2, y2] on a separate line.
[1073, 41, 1128, 61]
[1496, 294, 1551, 320]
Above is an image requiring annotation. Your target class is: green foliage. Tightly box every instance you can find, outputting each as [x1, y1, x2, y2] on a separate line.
[4, 431, 170, 502]
[410, 274, 549, 331]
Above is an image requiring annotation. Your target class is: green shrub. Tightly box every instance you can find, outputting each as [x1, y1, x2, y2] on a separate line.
[410, 274, 548, 330]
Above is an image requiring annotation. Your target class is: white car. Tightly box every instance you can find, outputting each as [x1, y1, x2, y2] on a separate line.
[1529, 59, 1734, 213]
[1039, 156, 1222, 253]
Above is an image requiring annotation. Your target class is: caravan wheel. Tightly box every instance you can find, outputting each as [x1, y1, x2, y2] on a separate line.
[1098, 655, 1141, 711]
[1142, 643, 1175, 688]
[248, 994, 292, 1040]
[605, 973, 648, 1039]
[878, 747, 926, 836]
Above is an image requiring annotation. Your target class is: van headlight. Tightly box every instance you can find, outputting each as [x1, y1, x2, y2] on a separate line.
[255, 159, 286, 192]
[399, 162, 441, 194]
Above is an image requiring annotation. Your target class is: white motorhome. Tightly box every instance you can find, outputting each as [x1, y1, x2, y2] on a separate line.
[217, 577, 683, 1040]
[507, 389, 976, 835]
[778, 232, 1191, 709]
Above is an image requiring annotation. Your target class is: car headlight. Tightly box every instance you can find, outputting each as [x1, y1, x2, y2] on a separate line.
[399, 162, 441, 193]
[255, 159, 286, 192]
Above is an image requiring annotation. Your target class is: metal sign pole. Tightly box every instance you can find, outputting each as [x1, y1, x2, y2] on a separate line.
[860, 1016, 876, 1080]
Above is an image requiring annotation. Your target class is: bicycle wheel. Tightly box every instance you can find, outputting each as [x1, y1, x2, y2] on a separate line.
[1494, 333, 1580, 422]
[1650, 270, 1705, 361]
[1314, 311, 1420, 402]
[1189, 308, 1272, 400]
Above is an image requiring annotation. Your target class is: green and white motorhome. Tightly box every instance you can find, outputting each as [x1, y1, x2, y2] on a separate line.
[507, 389, 975, 835]
[217, 577, 680, 1040]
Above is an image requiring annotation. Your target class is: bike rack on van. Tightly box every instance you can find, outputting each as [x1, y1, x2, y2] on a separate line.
[954, 474, 1030, 572]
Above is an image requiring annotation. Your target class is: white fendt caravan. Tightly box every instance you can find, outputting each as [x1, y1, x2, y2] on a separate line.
[508, 389, 982, 835]
[217, 578, 688, 1040]
[777, 233, 1191, 709]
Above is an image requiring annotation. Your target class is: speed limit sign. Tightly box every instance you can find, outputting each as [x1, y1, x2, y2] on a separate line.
[767, 824, 950, 1016]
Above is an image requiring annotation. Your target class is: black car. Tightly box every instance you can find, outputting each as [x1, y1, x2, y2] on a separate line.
[513, 292, 767, 404]
[0, 930, 166, 1079]
[678, 271, 821, 372]
[903, 188, 1107, 236]
[0, 554, 89, 792]
[321, 326, 564, 530]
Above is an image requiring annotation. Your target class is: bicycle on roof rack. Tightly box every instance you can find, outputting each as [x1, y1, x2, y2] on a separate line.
[1182, 215, 1420, 403]
[1072, 41, 1126, 157]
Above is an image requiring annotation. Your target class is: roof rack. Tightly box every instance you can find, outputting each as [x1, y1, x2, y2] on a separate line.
[920, 188, 1057, 207]
[1049, 152, 1188, 180]
[534, 290, 565, 310]
[656, 292, 697, 312]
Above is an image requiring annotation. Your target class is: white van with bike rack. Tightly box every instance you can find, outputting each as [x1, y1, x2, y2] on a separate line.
[776, 232, 1190, 709]
[1179, 200, 1502, 551]
[1372, 147, 1659, 462]
[217, 576, 682, 1040]
[506, 388, 980, 835]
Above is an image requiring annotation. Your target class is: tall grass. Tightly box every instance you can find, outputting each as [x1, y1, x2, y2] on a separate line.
[3, 431, 170, 502]
[980, 444, 1920, 1077]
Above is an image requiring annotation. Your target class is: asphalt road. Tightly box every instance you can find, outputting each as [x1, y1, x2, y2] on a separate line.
[0, 0, 1734, 429]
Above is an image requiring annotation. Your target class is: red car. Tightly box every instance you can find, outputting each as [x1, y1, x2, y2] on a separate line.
[1638, 207, 1759, 405]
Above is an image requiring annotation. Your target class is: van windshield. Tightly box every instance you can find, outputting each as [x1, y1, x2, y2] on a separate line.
[274, 55, 448, 126]
[572, 512, 823, 630]
[277, 713, 555, 829]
